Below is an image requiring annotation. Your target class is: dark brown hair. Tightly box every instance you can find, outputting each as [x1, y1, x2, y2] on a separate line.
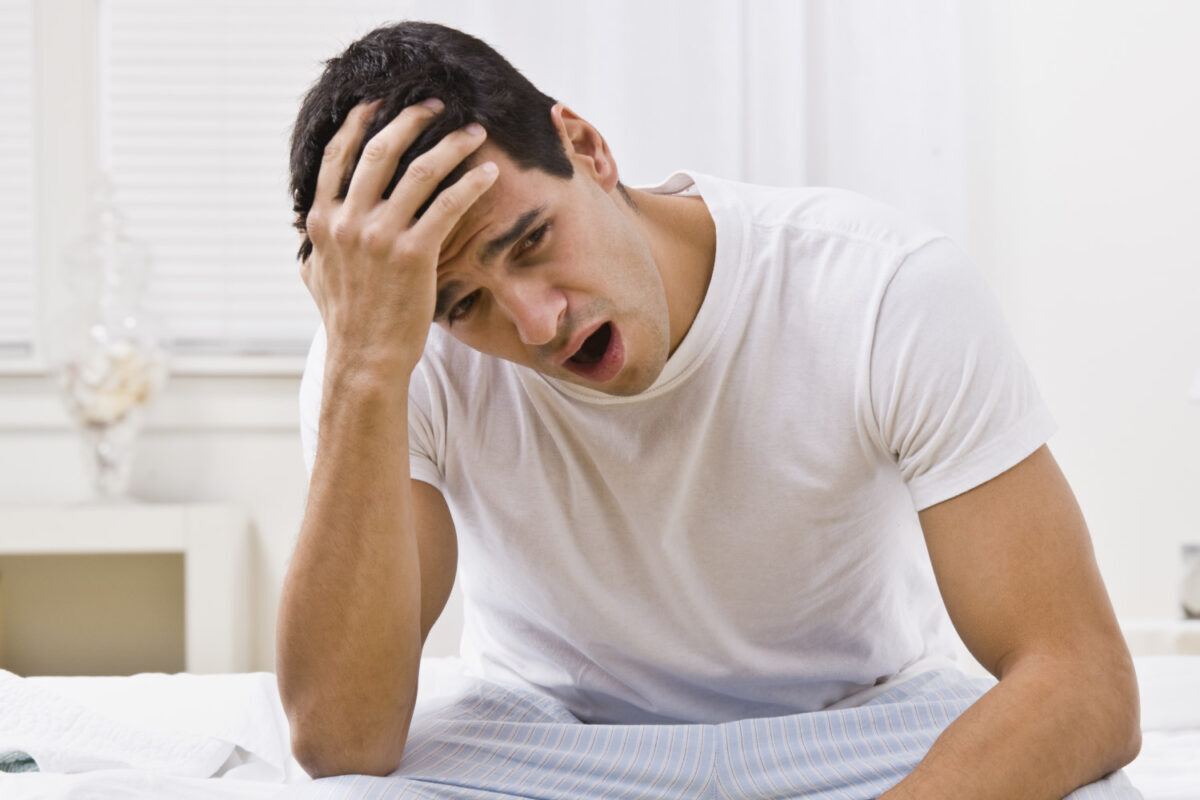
[289, 21, 574, 261]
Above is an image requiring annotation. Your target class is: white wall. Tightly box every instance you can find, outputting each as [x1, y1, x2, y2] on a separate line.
[962, 1, 1200, 619]
[3, 2, 1198, 675]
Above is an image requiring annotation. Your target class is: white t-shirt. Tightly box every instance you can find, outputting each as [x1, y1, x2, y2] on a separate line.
[299, 172, 1056, 725]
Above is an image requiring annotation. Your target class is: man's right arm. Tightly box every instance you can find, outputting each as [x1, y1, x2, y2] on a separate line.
[277, 376, 456, 778]
[275, 99, 497, 778]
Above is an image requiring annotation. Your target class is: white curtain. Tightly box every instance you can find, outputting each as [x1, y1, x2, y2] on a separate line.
[805, 0, 969, 244]
[411, 0, 968, 240]
[6, 0, 967, 363]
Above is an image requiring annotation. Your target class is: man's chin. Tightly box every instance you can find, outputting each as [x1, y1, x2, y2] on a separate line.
[561, 359, 664, 397]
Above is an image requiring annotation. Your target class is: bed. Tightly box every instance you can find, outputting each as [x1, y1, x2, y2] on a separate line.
[1, 656, 1196, 799]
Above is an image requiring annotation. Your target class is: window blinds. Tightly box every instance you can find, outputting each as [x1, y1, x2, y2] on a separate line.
[104, 0, 410, 357]
[0, 0, 36, 359]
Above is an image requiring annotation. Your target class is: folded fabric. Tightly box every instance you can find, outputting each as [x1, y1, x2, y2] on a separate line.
[0, 658, 474, 785]
[0, 769, 286, 800]
[29, 669, 299, 780]
[0, 669, 234, 777]
[0, 668, 308, 781]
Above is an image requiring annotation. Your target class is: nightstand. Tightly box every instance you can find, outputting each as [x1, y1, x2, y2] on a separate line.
[0, 503, 252, 675]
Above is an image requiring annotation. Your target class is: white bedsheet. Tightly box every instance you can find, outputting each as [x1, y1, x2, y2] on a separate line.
[0, 656, 1196, 799]
[0, 669, 293, 781]
[1123, 656, 1200, 800]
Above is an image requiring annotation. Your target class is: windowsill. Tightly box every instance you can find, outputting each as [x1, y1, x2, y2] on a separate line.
[0, 366, 306, 433]
[166, 356, 307, 377]
[0, 357, 49, 377]
[0, 355, 306, 378]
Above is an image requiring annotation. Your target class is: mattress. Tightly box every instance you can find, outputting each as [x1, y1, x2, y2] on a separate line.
[0, 656, 1195, 799]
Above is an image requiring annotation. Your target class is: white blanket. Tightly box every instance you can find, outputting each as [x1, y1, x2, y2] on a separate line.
[0, 656, 1196, 798]
[0, 657, 476, 784]
[0, 669, 295, 781]
[1123, 656, 1200, 799]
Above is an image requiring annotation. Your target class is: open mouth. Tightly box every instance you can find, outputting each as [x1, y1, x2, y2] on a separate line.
[562, 321, 624, 383]
[569, 322, 613, 366]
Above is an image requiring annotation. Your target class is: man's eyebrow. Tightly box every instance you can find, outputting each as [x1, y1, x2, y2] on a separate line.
[434, 206, 546, 322]
[479, 206, 546, 265]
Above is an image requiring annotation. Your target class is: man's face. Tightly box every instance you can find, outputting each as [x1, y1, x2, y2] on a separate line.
[434, 144, 672, 396]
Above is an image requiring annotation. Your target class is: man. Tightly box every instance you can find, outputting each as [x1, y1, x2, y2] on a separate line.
[277, 20, 1142, 799]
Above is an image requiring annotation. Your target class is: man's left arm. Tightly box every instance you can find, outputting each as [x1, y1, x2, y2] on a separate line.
[881, 444, 1141, 800]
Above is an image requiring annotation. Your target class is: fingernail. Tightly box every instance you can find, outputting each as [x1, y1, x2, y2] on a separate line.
[465, 122, 484, 136]
[419, 98, 444, 112]
[481, 161, 498, 175]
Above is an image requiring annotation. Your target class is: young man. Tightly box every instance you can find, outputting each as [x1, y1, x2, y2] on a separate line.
[278, 21, 1142, 799]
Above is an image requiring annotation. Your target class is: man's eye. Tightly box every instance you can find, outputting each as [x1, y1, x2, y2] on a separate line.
[447, 291, 480, 326]
[515, 222, 550, 256]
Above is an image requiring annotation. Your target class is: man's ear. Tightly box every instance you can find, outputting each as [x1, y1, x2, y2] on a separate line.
[550, 104, 619, 192]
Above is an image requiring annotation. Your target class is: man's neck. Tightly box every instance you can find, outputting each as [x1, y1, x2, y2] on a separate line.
[625, 186, 717, 355]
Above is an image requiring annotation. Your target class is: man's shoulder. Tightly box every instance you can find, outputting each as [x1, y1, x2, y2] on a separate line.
[683, 172, 946, 256]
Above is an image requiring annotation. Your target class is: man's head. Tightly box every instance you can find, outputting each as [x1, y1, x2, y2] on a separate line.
[290, 21, 573, 261]
[292, 21, 713, 397]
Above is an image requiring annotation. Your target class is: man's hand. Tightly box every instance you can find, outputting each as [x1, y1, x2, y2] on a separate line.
[300, 98, 498, 382]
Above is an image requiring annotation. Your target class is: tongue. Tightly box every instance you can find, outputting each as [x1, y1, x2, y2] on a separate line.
[570, 323, 612, 365]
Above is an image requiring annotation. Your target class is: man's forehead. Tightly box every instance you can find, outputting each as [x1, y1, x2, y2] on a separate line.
[437, 162, 548, 272]
[438, 189, 499, 269]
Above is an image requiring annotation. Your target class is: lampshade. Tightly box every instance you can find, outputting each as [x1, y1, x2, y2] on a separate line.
[1191, 369, 1200, 402]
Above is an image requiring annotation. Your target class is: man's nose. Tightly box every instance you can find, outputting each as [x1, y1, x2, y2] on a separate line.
[498, 279, 565, 346]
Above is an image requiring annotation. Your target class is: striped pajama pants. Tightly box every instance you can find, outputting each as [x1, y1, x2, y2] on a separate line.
[288, 669, 1141, 799]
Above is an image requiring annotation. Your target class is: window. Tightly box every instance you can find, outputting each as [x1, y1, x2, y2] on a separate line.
[6, 1, 965, 372]
[0, 0, 36, 360]
[104, 0, 408, 360]
[5, 0, 411, 370]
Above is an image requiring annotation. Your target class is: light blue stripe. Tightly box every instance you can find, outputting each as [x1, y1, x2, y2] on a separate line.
[571, 719, 628, 796]
[285, 669, 1143, 800]
[579, 726, 623, 796]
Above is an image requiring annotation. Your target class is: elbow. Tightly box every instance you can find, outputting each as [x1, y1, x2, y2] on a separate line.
[1110, 678, 1143, 771]
[277, 668, 419, 779]
[1096, 648, 1143, 772]
[1117, 725, 1143, 772]
[1102, 710, 1142, 777]
[281, 689, 414, 779]
[291, 727, 408, 779]
[1008, 640, 1142, 775]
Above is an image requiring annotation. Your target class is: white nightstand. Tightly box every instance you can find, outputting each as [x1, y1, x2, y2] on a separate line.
[0, 503, 252, 674]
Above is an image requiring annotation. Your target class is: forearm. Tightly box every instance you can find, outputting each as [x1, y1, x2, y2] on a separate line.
[276, 365, 422, 778]
[881, 653, 1141, 800]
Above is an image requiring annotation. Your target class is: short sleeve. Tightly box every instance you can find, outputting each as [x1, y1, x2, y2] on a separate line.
[298, 325, 326, 482]
[407, 359, 446, 492]
[869, 237, 1057, 510]
[298, 323, 445, 492]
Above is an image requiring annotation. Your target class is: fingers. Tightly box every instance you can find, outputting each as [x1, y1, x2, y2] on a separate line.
[409, 160, 500, 248]
[313, 101, 380, 208]
[342, 99, 446, 212]
[309, 98, 495, 260]
[382, 121, 490, 222]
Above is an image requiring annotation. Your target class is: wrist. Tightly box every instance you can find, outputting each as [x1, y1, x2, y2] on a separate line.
[324, 343, 419, 390]
[322, 351, 413, 412]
